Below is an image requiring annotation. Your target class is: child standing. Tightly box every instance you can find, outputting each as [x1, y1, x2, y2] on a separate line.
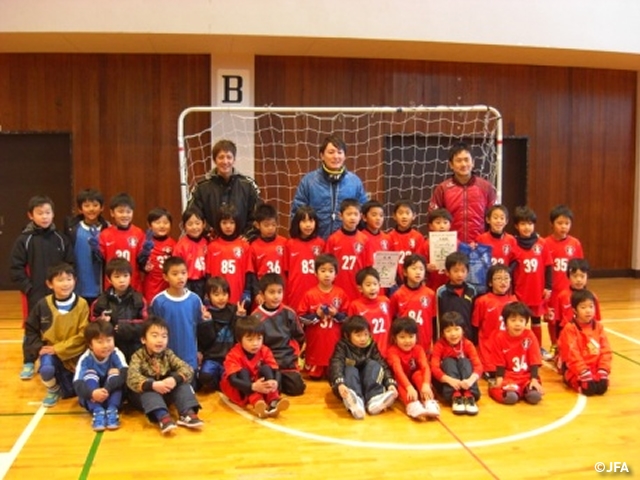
[126, 316, 203, 434]
[172, 207, 208, 300]
[388, 199, 424, 282]
[297, 254, 349, 380]
[324, 198, 368, 300]
[420, 208, 456, 293]
[389, 254, 436, 354]
[360, 200, 391, 267]
[10, 195, 75, 380]
[197, 276, 246, 390]
[347, 267, 392, 357]
[430, 312, 482, 415]
[328, 315, 398, 419]
[557, 290, 610, 396]
[487, 302, 543, 405]
[475, 205, 517, 267]
[284, 206, 325, 312]
[555, 258, 602, 329]
[73, 320, 128, 431]
[386, 317, 440, 420]
[150, 257, 203, 372]
[23, 263, 89, 407]
[252, 273, 306, 396]
[221, 315, 290, 418]
[140, 208, 176, 304]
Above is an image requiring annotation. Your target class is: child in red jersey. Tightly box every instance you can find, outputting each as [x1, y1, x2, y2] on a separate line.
[141, 208, 176, 304]
[206, 205, 253, 307]
[487, 302, 543, 405]
[387, 317, 440, 420]
[388, 199, 424, 282]
[471, 264, 518, 375]
[96, 193, 146, 291]
[389, 254, 436, 354]
[173, 207, 208, 300]
[347, 267, 392, 357]
[475, 204, 517, 267]
[297, 254, 349, 380]
[420, 208, 457, 293]
[360, 199, 391, 267]
[324, 198, 368, 300]
[555, 259, 602, 329]
[430, 312, 482, 415]
[284, 206, 325, 312]
[221, 315, 290, 418]
[510, 206, 553, 349]
[557, 290, 611, 396]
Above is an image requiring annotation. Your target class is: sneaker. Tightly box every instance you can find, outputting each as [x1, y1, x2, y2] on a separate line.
[20, 362, 35, 380]
[158, 415, 177, 434]
[423, 399, 441, 418]
[541, 348, 554, 361]
[464, 396, 479, 415]
[406, 400, 428, 420]
[177, 413, 204, 429]
[105, 408, 120, 430]
[253, 400, 268, 418]
[452, 395, 465, 415]
[366, 390, 397, 415]
[92, 408, 106, 432]
[42, 389, 61, 408]
[342, 388, 365, 420]
[267, 398, 290, 418]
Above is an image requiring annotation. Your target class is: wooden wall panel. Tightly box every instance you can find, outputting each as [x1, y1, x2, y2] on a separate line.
[255, 56, 637, 272]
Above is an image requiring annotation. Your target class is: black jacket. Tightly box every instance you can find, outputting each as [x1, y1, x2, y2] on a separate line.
[197, 304, 241, 363]
[328, 338, 397, 389]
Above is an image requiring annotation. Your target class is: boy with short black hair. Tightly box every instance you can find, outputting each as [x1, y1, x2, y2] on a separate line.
[475, 204, 516, 267]
[388, 198, 424, 282]
[360, 199, 391, 267]
[419, 207, 456, 292]
[436, 252, 477, 342]
[140, 207, 176, 304]
[555, 258, 601, 329]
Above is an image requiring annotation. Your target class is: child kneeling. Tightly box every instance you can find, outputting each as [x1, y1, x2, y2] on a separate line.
[328, 315, 398, 420]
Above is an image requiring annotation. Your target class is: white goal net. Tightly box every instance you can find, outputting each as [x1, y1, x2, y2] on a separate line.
[178, 106, 502, 234]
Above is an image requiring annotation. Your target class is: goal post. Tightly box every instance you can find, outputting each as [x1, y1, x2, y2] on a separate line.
[177, 105, 502, 234]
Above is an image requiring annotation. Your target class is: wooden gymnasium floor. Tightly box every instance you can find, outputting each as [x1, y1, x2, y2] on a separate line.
[0, 278, 639, 480]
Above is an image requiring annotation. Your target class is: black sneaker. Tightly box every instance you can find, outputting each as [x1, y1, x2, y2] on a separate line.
[159, 416, 177, 434]
[464, 396, 479, 415]
[177, 413, 204, 429]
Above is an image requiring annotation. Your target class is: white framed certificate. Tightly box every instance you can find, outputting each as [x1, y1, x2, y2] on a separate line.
[373, 251, 402, 288]
[429, 231, 457, 271]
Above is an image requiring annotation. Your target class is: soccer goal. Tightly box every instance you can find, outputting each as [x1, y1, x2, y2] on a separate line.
[177, 106, 502, 234]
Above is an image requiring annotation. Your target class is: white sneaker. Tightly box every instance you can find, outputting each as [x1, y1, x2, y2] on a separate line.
[406, 401, 427, 419]
[342, 388, 365, 420]
[366, 390, 398, 415]
[423, 399, 441, 418]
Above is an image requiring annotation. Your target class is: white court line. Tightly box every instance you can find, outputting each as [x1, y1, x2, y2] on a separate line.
[0, 406, 46, 479]
[601, 318, 640, 324]
[604, 327, 640, 347]
[220, 394, 587, 451]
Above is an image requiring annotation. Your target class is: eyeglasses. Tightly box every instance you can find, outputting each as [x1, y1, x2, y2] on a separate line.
[492, 276, 511, 282]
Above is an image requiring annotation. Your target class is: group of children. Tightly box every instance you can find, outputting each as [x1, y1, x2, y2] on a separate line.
[10, 182, 612, 433]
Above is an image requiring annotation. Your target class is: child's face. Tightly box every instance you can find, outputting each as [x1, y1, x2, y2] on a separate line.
[447, 263, 468, 286]
[241, 332, 264, 354]
[569, 269, 588, 290]
[505, 314, 528, 337]
[358, 274, 380, 299]
[349, 329, 371, 348]
[395, 331, 417, 352]
[80, 200, 103, 225]
[404, 261, 426, 286]
[429, 217, 451, 232]
[514, 221, 535, 238]
[257, 218, 277, 239]
[487, 209, 507, 234]
[490, 270, 511, 295]
[46, 272, 76, 299]
[551, 215, 572, 239]
[316, 263, 336, 288]
[163, 264, 188, 290]
[150, 215, 172, 237]
[443, 325, 463, 345]
[214, 149, 236, 179]
[28, 203, 54, 229]
[109, 271, 131, 294]
[90, 334, 115, 361]
[143, 325, 168, 354]
[111, 205, 133, 228]
[298, 215, 316, 238]
[393, 206, 416, 231]
[449, 150, 474, 179]
[574, 299, 595, 324]
[208, 288, 229, 309]
[340, 206, 361, 231]
[363, 207, 384, 232]
[262, 283, 284, 309]
[184, 214, 205, 238]
[219, 218, 236, 236]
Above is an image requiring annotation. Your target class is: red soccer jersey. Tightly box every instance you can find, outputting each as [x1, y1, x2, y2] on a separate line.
[386, 343, 431, 389]
[471, 291, 518, 371]
[207, 236, 252, 304]
[430, 337, 483, 381]
[555, 287, 602, 327]
[512, 237, 553, 316]
[545, 234, 584, 313]
[297, 285, 349, 367]
[173, 235, 207, 281]
[284, 236, 325, 311]
[141, 236, 176, 304]
[324, 228, 368, 300]
[347, 295, 392, 357]
[249, 235, 288, 278]
[388, 228, 425, 279]
[389, 284, 436, 353]
[488, 329, 541, 383]
[361, 229, 392, 268]
[476, 231, 517, 266]
[99, 224, 145, 290]
[220, 343, 279, 406]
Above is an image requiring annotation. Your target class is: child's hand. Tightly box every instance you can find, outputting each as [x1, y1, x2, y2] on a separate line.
[91, 388, 109, 403]
[39, 346, 55, 355]
[542, 289, 551, 301]
[460, 375, 477, 390]
[328, 305, 338, 317]
[99, 309, 112, 322]
[544, 308, 555, 322]
[528, 378, 543, 393]
[201, 306, 212, 320]
[162, 377, 177, 390]
[252, 377, 274, 394]
[236, 301, 247, 317]
[444, 377, 461, 390]
[152, 381, 172, 394]
[254, 293, 264, 307]
[406, 385, 419, 402]
[421, 383, 434, 400]
[427, 263, 438, 273]
[264, 379, 278, 392]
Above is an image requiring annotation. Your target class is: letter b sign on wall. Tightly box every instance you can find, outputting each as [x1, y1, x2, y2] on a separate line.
[217, 69, 251, 106]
